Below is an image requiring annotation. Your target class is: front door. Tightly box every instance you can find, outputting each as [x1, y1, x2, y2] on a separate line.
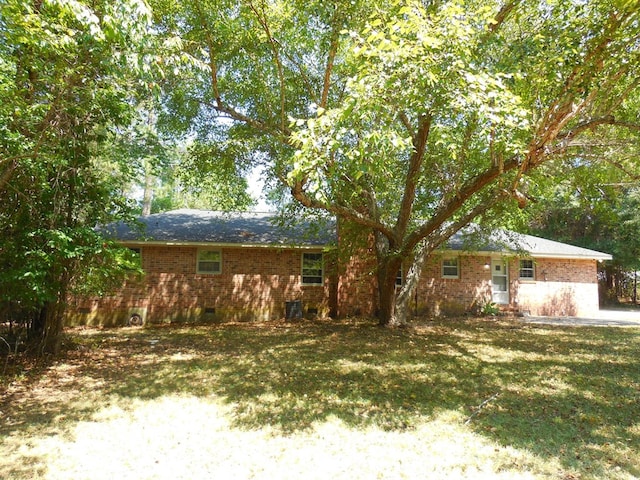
[491, 259, 509, 305]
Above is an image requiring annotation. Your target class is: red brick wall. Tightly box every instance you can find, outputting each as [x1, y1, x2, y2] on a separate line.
[415, 254, 493, 316]
[335, 245, 378, 318]
[414, 255, 601, 317]
[514, 258, 600, 316]
[67, 243, 603, 325]
[68, 245, 329, 325]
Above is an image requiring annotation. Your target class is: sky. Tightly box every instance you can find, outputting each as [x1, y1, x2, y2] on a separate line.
[247, 165, 270, 211]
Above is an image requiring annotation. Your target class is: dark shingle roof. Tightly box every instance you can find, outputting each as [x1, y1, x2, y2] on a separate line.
[448, 228, 612, 261]
[101, 209, 335, 247]
[103, 209, 611, 260]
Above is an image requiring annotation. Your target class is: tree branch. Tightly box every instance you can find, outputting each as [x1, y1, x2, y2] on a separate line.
[397, 111, 415, 138]
[609, 120, 640, 134]
[289, 179, 397, 240]
[193, 0, 292, 142]
[530, 13, 628, 157]
[402, 188, 510, 259]
[209, 99, 290, 140]
[248, 0, 287, 132]
[406, 114, 639, 254]
[0, 160, 18, 193]
[549, 115, 621, 155]
[405, 155, 522, 251]
[600, 157, 640, 182]
[321, 5, 343, 109]
[192, 0, 221, 104]
[486, 0, 520, 34]
[280, 49, 319, 106]
[395, 113, 432, 238]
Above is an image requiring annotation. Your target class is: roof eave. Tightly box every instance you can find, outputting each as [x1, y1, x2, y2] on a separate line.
[528, 253, 612, 261]
[441, 248, 612, 261]
[119, 240, 333, 250]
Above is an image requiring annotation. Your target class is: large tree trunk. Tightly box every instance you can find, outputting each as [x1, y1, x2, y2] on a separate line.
[41, 301, 65, 355]
[393, 241, 430, 326]
[378, 268, 396, 326]
[29, 301, 64, 355]
[374, 232, 402, 326]
[29, 269, 69, 356]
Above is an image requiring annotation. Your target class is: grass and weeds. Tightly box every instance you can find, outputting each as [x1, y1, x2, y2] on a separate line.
[1, 317, 639, 479]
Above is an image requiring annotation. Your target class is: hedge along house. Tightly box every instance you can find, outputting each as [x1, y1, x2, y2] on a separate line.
[66, 209, 612, 326]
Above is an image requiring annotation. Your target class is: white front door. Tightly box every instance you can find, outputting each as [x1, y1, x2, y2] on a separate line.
[491, 259, 509, 305]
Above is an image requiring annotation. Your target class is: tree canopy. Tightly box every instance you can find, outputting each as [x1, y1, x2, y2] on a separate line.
[4, 0, 640, 347]
[150, 0, 640, 325]
[0, 0, 156, 353]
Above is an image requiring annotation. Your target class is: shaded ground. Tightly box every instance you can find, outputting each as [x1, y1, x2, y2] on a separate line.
[1, 317, 639, 479]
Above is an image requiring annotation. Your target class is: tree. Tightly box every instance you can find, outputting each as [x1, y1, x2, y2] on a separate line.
[154, 0, 640, 325]
[0, 0, 156, 353]
[500, 90, 640, 303]
[107, 102, 257, 215]
[519, 177, 640, 304]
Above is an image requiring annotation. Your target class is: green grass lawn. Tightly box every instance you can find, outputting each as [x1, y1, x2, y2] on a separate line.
[1, 317, 639, 479]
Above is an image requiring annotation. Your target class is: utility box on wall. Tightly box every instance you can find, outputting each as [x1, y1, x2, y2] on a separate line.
[285, 300, 303, 320]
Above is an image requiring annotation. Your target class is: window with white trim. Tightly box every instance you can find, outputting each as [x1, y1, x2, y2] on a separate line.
[519, 259, 535, 280]
[396, 268, 403, 287]
[302, 252, 323, 285]
[197, 249, 221, 274]
[442, 257, 459, 278]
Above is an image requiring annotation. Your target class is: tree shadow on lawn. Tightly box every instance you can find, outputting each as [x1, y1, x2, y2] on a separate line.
[46, 325, 440, 428]
[2, 318, 639, 479]
[97, 321, 499, 431]
[458, 322, 640, 478]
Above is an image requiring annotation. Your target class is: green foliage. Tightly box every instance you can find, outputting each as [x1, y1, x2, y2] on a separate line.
[480, 301, 500, 316]
[287, 0, 640, 322]
[173, 140, 255, 211]
[149, 0, 640, 324]
[505, 157, 640, 270]
[512, 172, 640, 302]
[149, 0, 371, 200]
[289, 1, 531, 215]
[0, 0, 158, 353]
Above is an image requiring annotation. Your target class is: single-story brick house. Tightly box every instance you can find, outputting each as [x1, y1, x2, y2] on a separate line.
[66, 209, 612, 326]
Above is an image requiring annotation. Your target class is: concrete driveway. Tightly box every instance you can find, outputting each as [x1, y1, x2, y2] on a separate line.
[522, 308, 640, 327]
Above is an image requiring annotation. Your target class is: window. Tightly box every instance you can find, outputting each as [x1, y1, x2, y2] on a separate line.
[127, 247, 142, 269]
[197, 250, 221, 274]
[302, 252, 323, 285]
[519, 259, 535, 280]
[396, 268, 403, 287]
[442, 257, 459, 278]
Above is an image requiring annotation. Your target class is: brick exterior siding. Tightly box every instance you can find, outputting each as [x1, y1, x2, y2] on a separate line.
[67, 245, 329, 326]
[67, 244, 602, 326]
[414, 254, 494, 316]
[335, 244, 378, 318]
[337, 253, 602, 318]
[411, 255, 601, 317]
[513, 258, 600, 317]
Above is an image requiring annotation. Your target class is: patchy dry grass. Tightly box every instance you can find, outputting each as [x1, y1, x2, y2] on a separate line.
[1, 317, 639, 479]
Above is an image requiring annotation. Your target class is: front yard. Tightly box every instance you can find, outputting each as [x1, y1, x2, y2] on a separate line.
[1, 318, 639, 479]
